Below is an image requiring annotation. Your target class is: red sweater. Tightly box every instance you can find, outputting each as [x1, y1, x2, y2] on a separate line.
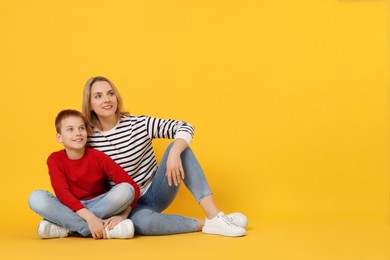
[47, 148, 140, 211]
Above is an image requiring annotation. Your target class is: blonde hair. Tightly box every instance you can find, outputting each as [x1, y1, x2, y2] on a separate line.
[82, 76, 130, 131]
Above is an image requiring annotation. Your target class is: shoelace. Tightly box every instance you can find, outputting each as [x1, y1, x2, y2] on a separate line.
[217, 214, 234, 226]
[228, 215, 236, 223]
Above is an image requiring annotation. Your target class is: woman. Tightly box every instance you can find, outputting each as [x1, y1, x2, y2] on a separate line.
[82, 76, 248, 237]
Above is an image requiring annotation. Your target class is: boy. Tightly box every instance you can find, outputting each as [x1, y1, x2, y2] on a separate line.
[28, 109, 140, 239]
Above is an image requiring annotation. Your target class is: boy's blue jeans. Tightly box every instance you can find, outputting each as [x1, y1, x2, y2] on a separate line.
[28, 143, 212, 236]
[28, 182, 135, 236]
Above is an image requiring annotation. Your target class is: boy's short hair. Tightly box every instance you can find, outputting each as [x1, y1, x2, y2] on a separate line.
[55, 109, 89, 134]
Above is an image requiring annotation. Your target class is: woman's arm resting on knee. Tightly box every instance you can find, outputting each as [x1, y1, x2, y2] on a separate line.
[166, 138, 188, 186]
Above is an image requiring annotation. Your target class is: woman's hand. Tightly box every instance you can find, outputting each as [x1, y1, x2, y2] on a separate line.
[104, 204, 132, 231]
[166, 139, 188, 186]
[104, 215, 126, 231]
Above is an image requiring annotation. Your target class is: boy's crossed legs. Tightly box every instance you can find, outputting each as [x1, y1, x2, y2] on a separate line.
[28, 183, 135, 239]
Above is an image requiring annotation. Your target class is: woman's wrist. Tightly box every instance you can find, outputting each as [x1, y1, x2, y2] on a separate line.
[171, 138, 188, 154]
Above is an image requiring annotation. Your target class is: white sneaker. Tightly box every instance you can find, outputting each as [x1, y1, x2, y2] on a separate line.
[106, 219, 134, 239]
[227, 212, 248, 228]
[38, 220, 69, 239]
[202, 212, 246, 237]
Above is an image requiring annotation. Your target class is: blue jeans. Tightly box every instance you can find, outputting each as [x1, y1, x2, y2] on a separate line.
[28, 183, 135, 236]
[129, 143, 212, 235]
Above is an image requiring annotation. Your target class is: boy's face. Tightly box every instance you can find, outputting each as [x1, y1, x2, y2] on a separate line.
[56, 116, 87, 151]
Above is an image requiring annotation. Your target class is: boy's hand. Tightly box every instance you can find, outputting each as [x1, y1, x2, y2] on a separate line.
[86, 215, 106, 239]
[76, 208, 107, 239]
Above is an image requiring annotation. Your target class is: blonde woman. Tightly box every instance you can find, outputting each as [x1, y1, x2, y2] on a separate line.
[82, 76, 248, 237]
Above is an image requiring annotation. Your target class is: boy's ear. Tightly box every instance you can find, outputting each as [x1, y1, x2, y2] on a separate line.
[56, 133, 63, 143]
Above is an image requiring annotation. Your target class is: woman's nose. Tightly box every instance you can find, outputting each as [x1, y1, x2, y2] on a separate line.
[103, 94, 110, 102]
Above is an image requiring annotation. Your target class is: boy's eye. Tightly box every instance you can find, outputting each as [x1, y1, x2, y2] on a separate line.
[80, 126, 86, 131]
[67, 128, 74, 132]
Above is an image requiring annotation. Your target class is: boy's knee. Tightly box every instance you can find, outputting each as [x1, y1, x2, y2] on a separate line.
[114, 183, 135, 203]
[28, 190, 45, 205]
[118, 182, 134, 194]
[28, 190, 51, 211]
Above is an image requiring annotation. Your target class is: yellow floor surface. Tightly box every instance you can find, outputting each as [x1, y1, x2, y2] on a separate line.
[1, 221, 389, 260]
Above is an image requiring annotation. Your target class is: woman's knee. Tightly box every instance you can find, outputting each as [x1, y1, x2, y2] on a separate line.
[165, 141, 195, 164]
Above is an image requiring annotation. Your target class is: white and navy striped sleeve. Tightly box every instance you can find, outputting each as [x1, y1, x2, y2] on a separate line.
[142, 115, 195, 144]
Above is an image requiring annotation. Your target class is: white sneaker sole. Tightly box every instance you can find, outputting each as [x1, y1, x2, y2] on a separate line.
[202, 227, 246, 237]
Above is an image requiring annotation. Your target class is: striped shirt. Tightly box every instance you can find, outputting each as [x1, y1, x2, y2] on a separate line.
[87, 115, 195, 196]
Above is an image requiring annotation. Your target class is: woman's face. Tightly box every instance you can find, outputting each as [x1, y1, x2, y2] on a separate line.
[90, 80, 118, 119]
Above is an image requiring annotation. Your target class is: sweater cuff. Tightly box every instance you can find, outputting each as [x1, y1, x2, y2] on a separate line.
[175, 132, 192, 145]
[70, 202, 85, 212]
